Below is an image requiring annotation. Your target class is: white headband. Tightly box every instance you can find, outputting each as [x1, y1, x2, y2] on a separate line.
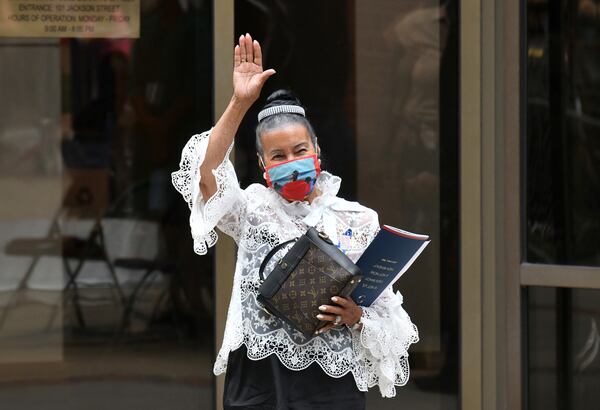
[257, 105, 306, 122]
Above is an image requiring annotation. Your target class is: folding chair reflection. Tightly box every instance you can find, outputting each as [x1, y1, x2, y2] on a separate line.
[1, 169, 126, 330]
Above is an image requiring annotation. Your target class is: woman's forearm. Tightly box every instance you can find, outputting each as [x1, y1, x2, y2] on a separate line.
[199, 95, 252, 199]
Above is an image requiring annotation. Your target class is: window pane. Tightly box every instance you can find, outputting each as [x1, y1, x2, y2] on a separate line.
[526, 286, 600, 410]
[0, 2, 214, 409]
[525, 0, 600, 265]
[235, 0, 459, 408]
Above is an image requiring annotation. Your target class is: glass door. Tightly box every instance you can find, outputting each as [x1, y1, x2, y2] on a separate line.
[0, 1, 215, 409]
[524, 0, 600, 408]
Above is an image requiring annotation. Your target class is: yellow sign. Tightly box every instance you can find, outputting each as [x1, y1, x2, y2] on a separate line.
[0, 0, 140, 38]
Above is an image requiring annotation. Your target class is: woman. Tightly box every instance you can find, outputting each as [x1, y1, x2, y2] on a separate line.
[172, 33, 418, 409]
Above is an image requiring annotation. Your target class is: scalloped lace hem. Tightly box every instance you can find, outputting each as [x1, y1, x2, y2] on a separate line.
[213, 319, 418, 397]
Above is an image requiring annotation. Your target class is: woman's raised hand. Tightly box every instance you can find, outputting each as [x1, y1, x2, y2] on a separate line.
[233, 33, 276, 105]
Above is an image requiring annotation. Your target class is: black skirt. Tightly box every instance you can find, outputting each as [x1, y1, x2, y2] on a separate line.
[223, 344, 366, 410]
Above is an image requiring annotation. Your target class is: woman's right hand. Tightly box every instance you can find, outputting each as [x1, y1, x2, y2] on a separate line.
[233, 33, 276, 105]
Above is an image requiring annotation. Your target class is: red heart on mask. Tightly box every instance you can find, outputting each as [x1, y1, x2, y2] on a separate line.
[280, 180, 311, 201]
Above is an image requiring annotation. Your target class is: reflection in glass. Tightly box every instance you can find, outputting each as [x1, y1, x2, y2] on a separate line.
[235, 0, 459, 408]
[0, 1, 214, 409]
[527, 287, 600, 409]
[0, 38, 64, 364]
[526, 0, 600, 266]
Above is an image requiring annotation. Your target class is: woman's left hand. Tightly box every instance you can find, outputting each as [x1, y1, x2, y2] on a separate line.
[315, 296, 362, 335]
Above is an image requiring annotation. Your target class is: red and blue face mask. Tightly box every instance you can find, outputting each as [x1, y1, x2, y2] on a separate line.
[264, 154, 321, 202]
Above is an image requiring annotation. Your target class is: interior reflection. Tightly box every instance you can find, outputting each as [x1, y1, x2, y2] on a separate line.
[0, 1, 214, 409]
[525, 0, 600, 408]
[527, 287, 600, 410]
[526, 0, 600, 266]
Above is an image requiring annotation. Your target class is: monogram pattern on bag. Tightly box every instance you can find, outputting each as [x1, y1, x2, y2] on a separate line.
[269, 243, 353, 334]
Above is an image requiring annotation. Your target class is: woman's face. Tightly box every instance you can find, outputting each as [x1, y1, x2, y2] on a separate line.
[258, 123, 318, 169]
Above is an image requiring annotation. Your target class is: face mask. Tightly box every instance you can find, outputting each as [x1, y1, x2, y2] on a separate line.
[264, 154, 321, 202]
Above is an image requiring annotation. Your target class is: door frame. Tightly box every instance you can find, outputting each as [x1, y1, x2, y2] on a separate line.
[460, 0, 523, 409]
[213, 1, 235, 410]
[471, 0, 600, 409]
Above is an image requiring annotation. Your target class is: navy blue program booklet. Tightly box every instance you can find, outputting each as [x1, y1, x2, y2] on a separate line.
[351, 225, 430, 307]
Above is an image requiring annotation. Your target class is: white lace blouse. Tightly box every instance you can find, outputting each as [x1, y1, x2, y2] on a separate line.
[171, 129, 419, 397]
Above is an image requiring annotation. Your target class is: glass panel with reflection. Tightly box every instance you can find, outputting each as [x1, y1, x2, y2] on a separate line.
[0, 1, 214, 409]
[527, 286, 600, 410]
[526, 0, 600, 266]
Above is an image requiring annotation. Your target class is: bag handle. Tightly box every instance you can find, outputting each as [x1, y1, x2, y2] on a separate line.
[258, 239, 296, 281]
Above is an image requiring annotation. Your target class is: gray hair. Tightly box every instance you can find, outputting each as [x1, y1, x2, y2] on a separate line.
[255, 113, 318, 160]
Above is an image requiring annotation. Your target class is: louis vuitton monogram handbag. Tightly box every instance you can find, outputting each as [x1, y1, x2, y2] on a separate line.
[257, 227, 363, 338]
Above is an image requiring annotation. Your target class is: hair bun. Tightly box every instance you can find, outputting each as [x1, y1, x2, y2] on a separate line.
[264, 89, 303, 109]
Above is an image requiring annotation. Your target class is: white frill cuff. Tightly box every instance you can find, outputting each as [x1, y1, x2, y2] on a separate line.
[171, 129, 244, 255]
[354, 288, 419, 398]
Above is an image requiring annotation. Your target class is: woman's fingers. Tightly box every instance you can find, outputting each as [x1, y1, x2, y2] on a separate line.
[238, 34, 262, 67]
[239, 34, 247, 63]
[314, 298, 360, 335]
[234, 45, 241, 67]
[316, 323, 336, 334]
[253, 39, 262, 66]
[257, 69, 276, 87]
[331, 296, 355, 308]
[245, 33, 254, 63]
[316, 313, 338, 322]
[318, 304, 344, 316]
[316, 304, 347, 325]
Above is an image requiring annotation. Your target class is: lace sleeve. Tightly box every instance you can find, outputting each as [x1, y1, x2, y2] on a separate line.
[348, 211, 419, 397]
[355, 286, 419, 397]
[171, 129, 247, 255]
